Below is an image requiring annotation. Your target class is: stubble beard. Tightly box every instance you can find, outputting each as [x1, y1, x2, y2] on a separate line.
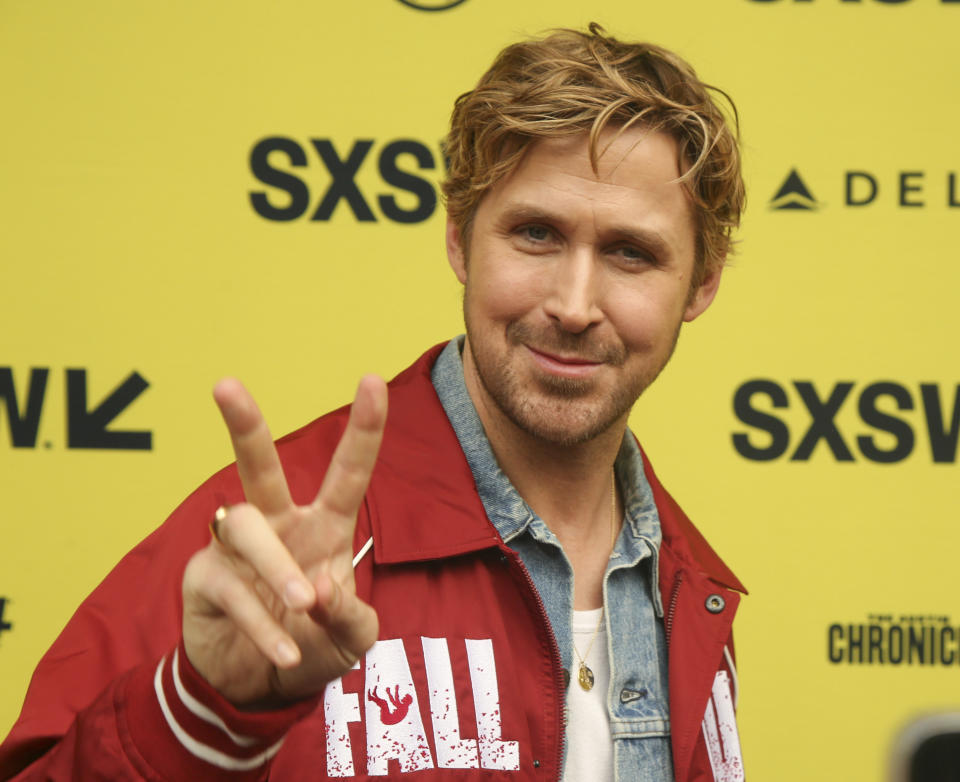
[465, 316, 682, 448]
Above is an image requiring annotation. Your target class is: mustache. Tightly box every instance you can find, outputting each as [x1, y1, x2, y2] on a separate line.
[506, 322, 626, 366]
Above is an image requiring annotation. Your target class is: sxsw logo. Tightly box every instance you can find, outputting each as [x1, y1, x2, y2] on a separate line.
[249, 137, 443, 224]
[732, 380, 960, 463]
[770, 168, 960, 210]
[0, 368, 151, 450]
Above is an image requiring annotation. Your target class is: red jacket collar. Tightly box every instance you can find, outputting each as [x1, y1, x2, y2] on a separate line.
[366, 343, 502, 564]
[366, 343, 745, 597]
[640, 448, 747, 594]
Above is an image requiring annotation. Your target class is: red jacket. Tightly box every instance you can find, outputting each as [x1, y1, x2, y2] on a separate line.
[0, 345, 746, 781]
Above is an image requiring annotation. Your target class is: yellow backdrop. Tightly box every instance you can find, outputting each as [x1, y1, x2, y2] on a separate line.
[2, 1, 958, 779]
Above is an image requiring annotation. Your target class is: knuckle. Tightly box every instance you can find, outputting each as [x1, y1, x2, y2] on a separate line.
[326, 463, 370, 501]
[183, 548, 216, 589]
[216, 503, 247, 541]
[328, 640, 357, 672]
[213, 572, 253, 612]
[342, 454, 372, 480]
[216, 502, 267, 550]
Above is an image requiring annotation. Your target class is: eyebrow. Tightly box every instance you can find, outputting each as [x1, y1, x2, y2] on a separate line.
[499, 203, 676, 261]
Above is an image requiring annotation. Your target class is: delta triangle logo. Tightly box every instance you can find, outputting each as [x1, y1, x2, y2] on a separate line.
[770, 169, 819, 211]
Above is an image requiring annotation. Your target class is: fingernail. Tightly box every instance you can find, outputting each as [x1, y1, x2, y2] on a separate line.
[284, 579, 312, 607]
[276, 640, 299, 667]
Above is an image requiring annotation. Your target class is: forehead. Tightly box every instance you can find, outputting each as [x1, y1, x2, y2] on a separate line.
[477, 128, 695, 254]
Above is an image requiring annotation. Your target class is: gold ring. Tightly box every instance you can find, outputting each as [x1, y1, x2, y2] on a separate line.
[210, 505, 229, 544]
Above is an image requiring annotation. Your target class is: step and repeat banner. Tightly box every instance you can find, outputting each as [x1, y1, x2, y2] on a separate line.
[1, 1, 957, 779]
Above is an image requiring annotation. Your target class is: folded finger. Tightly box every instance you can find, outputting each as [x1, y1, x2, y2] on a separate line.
[185, 551, 302, 670]
[310, 570, 380, 667]
[214, 378, 293, 516]
[312, 374, 387, 521]
[212, 503, 315, 611]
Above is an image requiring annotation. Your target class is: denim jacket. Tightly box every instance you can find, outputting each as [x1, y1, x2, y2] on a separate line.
[432, 337, 674, 781]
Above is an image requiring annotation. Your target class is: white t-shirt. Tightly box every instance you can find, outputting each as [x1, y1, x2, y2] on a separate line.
[562, 607, 614, 782]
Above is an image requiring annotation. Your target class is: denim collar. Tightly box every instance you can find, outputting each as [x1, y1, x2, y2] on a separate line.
[431, 336, 664, 617]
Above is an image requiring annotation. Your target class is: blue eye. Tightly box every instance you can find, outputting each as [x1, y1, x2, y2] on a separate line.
[522, 225, 550, 241]
[616, 245, 654, 265]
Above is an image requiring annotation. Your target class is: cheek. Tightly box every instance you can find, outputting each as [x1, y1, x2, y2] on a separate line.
[468, 261, 545, 321]
[605, 285, 687, 347]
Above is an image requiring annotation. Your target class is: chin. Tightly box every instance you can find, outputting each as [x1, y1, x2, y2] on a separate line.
[504, 395, 633, 447]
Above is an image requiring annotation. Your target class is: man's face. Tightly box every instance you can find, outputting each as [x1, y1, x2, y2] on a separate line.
[446, 127, 721, 447]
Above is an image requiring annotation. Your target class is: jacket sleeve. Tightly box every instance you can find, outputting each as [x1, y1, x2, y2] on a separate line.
[3, 640, 317, 782]
[0, 467, 311, 781]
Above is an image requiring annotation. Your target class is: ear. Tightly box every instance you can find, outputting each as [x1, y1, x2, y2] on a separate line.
[683, 263, 723, 322]
[446, 217, 468, 284]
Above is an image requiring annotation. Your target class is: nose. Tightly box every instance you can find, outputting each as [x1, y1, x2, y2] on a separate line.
[542, 250, 603, 334]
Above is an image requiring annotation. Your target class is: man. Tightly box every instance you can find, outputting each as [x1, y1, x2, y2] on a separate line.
[0, 24, 746, 782]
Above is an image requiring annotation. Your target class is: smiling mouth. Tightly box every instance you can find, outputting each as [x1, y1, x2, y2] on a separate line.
[533, 348, 600, 364]
[524, 345, 605, 377]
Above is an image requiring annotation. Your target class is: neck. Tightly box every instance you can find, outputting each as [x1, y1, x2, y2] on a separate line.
[489, 415, 624, 538]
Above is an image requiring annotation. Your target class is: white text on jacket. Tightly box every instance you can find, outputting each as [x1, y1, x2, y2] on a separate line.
[323, 637, 521, 777]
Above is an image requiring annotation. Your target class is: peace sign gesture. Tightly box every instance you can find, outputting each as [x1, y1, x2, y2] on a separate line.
[181, 375, 387, 707]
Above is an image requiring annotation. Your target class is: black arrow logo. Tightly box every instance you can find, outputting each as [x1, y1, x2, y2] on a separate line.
[66, 369, 152, 450]
[771, 169, 819, 210]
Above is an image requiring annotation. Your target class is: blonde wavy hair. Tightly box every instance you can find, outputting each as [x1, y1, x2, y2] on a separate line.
[442, 23, 745, 289]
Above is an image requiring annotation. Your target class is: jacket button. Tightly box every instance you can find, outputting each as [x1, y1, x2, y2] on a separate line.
[705, 594, 726, 614]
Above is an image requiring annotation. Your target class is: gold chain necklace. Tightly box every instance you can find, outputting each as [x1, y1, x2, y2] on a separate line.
[572, 471, 617, 692]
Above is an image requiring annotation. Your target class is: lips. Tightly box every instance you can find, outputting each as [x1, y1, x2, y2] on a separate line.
[529, 346, 601, 365]
[505, 321, 626, 373]
[524, 344, 605, 378]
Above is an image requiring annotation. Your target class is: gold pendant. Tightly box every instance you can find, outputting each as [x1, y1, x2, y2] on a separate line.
[578, 663, 595, 691]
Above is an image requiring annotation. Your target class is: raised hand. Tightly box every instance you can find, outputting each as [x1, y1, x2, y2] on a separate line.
[181, 375, 387, 707]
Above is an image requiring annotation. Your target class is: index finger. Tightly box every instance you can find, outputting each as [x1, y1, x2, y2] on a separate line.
[312, 374, 388, 521]
[214, 377, 294, 517]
